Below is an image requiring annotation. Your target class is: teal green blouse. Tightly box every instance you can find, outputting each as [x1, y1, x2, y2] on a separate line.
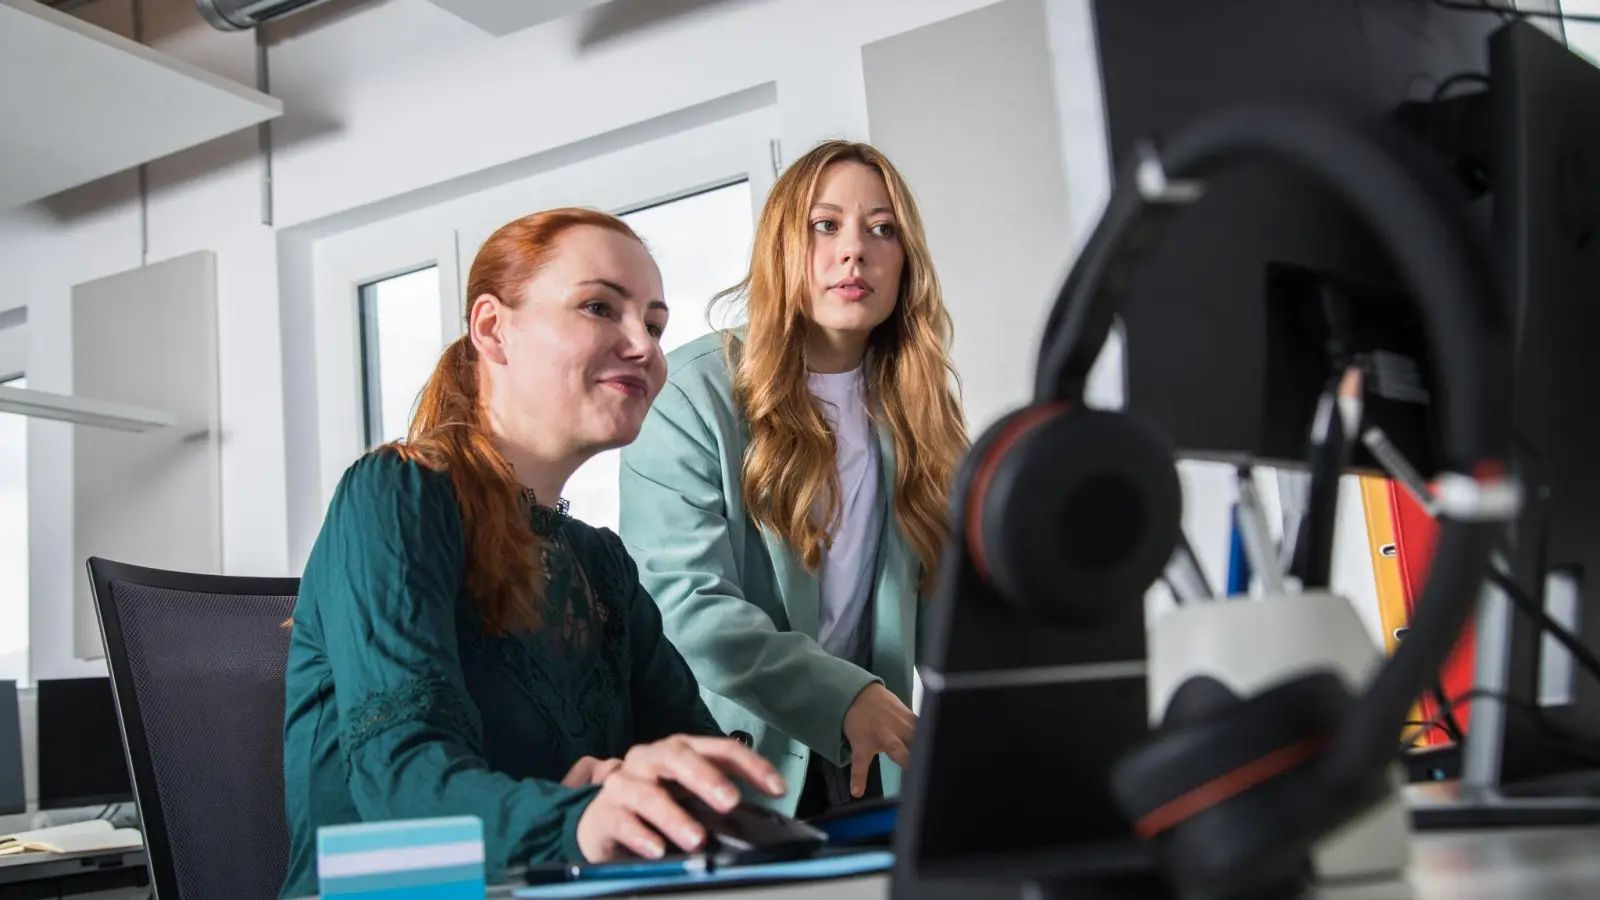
[280, 451, 722, 899]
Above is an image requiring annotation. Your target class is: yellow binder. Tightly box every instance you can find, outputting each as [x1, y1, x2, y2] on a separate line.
[1359, 475, 1431, 745]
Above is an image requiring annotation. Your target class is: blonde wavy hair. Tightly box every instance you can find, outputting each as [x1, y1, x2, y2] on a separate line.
[716, 140, 967, 593]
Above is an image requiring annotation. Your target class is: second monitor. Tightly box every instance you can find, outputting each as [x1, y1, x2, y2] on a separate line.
[35, 676, 133, 811]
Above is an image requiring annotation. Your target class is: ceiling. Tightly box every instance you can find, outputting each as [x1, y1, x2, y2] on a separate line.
[0, 0, 283, 210]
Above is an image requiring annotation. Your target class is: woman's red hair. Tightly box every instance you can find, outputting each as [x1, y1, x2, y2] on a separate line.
[390, 208, 643, 635]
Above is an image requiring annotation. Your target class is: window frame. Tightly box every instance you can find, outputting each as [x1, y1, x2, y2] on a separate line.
[309, 108, 777, 512]
[0, 371, 29, 686]
[356, 265, 446, 449]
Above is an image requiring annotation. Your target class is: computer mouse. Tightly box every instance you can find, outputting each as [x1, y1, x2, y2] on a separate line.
[663, 782, 827, 863]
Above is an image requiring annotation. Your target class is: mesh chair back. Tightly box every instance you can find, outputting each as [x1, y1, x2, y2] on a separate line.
[87, 557, 299, 900]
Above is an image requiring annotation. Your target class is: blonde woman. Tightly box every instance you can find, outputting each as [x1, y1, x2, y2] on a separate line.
[617, 141, 966, 818]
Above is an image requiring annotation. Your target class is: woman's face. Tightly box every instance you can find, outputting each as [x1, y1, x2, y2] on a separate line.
[472, 225, 668, 457]
[804, 160, 905, 351]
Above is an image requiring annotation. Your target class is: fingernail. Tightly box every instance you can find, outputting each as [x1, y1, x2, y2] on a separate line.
[679, 828, 704, 849]
[766, 775, 785, 794]
[645, 841, 665, 859]
[717, 786, 740, 807]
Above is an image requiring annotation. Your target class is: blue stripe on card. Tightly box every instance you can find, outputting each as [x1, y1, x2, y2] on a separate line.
[321, 864, 485, 895]
[318, 817, 483, 856]
[322, 879, 484, 900]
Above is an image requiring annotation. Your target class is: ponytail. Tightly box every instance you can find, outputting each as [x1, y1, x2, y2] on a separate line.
[390, 334, 544, 634]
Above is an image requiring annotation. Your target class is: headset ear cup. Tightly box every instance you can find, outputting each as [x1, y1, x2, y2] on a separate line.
[977, 408, 1183, 625]
[1108, 673, 1382, 900]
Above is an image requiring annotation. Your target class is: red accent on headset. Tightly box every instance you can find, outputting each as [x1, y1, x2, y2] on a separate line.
[1132, 734, 1331, 839]
[966, 401, 1071, 584]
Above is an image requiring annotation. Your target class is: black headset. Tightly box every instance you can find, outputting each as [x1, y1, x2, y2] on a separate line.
[961, 105, 1513, 898]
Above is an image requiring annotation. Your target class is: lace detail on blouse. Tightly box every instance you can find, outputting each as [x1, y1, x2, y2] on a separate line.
[459, 519, 632, 758]
[342, 675, 485, 759]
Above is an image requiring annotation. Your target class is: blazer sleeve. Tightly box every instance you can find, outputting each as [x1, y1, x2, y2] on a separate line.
[618, 382, 879, 766]
[312, 454, 599, 874]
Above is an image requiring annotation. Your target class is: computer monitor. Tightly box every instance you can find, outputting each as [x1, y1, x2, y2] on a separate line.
[1093, 0, 1600, 814]
[35, 676, 134, 811]
[1460, 18, 1600, 794]
[1093, 0, 1502, 475]
[0, 681, 23, 816]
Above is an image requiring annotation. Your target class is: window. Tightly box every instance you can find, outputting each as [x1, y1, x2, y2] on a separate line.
[302, 108, 774, 561]
[562, 180, 757, 532]
[0, 375, 27, 684]
[359, 267, 447, 448]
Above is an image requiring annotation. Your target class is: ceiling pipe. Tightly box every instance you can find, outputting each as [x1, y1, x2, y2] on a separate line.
[195, 0, 339, 30]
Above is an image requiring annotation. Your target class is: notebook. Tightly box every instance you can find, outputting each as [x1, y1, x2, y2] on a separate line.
[512, 850, 893, 898]
[0, 819, 144, 856]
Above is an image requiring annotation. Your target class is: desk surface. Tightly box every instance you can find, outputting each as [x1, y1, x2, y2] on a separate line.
[461, 827, 1600, 899]
[0, 846, 147, 885]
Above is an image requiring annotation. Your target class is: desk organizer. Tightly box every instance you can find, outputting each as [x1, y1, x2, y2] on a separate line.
[317, 815, 486, 899]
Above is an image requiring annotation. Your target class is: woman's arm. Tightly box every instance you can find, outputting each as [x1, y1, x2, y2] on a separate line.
[312, 454, 597, 873]
[617, 382, 880, 766]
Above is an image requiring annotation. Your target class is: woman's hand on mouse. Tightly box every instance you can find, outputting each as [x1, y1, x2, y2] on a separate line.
[561, 755, 624, 787]
[574, 735, 787, 863]
[842, 683, 916, 798]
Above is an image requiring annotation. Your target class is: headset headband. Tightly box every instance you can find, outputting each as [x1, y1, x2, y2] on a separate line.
[1033, 104, 1513, 799]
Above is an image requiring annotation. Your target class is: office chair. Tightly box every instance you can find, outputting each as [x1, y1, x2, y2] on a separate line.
[87, 557, 300, 900]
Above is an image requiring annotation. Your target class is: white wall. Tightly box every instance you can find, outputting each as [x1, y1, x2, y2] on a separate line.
[0, 316, 23, 379]
[0, 0, 281, 683]
[1, 0, 1022, 680]
[861, 0, 1073, 434]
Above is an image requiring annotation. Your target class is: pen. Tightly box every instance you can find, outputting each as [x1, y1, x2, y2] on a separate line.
[1163, 530, 1215, 604]
[1290, 366, 1363, 589]
[1361, 425, 1436, 515]
[1234, 466, 1285, 598]
[521, 856, 711, 885]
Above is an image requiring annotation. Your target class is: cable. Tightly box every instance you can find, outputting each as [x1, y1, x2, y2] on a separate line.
[1393, 563, 1600, 765]
[1430, 0, 1600, 24]
[1399, 687, 1600, 767]
[1485, 565, 1600, 684]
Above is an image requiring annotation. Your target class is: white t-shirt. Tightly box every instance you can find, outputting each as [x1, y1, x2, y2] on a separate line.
[806, 365, 883, 666]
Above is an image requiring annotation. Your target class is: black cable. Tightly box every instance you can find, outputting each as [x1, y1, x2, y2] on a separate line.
[1399, 687, 1600, 767]
[1429, 679, 1467, 741]
[1485, 565, 1600, 684]
[1430, 0, 1600, 24]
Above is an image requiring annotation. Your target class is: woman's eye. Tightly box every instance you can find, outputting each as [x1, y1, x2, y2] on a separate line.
[812, 219, 837, 234]
[583, 300, 614, 318]
[872, 222, 898, 238]
[647, 322, 665, 338]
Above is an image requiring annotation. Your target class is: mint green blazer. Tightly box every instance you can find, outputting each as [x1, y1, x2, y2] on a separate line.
[617, 330, 921, 815]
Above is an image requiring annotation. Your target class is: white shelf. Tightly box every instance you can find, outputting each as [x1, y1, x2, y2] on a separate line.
[0, 0, 284, 209]
[0, 383, 174, 433]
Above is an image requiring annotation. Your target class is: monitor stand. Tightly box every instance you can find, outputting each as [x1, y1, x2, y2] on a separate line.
[1407, 780, 1600, 829]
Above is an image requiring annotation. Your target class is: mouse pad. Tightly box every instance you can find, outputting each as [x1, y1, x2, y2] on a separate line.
[511, 850, 893, 898]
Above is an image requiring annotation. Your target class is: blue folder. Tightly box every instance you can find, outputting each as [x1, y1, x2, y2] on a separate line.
[511, 851, 894, 898]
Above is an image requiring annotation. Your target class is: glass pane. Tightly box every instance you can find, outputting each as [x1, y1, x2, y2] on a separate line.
[0, 375, 28, 684]
[563, 180, 756, 532]
[360, 267, 445, 448]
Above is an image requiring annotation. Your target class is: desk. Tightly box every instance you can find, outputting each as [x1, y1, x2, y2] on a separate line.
[442, 827, 1597, 899]
[0, 847, 148, 899]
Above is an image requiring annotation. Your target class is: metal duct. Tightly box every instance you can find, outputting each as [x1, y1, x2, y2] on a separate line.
[195, 0, 338, 30]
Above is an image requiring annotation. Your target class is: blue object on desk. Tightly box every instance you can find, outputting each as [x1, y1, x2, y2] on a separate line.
[806, 798, 898, 846]
[512, 851, 894, 898]
[317, 816, 486, 899]
[1225, 504, 1250, 597]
